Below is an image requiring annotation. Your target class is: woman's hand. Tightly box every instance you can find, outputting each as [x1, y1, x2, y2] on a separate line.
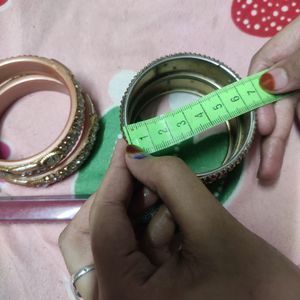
[249, 16, 300, 182]
[59, 195, 98, 299]
[59, 140, 300, 299]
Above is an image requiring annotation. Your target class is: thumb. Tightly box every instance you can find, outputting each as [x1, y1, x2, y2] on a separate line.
[90, 140, 155, 292]
[259, 47, 300, 93]
[125, 145, 228, 248]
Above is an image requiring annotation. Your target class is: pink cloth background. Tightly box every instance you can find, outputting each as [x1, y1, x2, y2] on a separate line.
[0, 0, 299, 298]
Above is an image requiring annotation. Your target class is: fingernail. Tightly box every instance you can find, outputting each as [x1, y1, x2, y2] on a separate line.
[143, 186, 151, 198]
[126, 145, 147, 159]
[143, 186, 158, 207]
[259, 68, 288, 91]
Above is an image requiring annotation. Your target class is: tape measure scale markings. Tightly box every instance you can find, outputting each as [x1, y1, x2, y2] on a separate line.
[120, 53, 280, 182]
[123, 69, 281, 154]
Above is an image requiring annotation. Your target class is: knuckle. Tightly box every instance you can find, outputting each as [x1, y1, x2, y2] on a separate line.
[250, 51, 260, 66]
[271, 134, 286, 145]
[249, 48, 274, 73]
[162, 155, 185, 167]
[152, 155, 186, 178]
[58, 219, 90, 251]
[250, 49, 267, 69]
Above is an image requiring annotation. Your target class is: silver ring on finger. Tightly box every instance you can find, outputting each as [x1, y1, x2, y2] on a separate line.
[71, 264, 95, 298]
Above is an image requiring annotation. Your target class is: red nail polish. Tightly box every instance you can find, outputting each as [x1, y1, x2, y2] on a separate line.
[259, 72, 275, 91]
[126, 145, 144, 154]
[126, 145, 147, 159]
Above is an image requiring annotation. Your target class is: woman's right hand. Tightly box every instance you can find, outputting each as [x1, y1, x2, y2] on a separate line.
[249, 16, 300, 182]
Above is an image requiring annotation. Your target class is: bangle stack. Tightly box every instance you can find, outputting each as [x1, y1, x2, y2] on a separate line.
[0, 56, 98, 187]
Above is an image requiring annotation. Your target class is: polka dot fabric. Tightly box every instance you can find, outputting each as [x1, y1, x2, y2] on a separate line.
[232, 0, 300, 37]
[0, 0, 11, 12]
[0, 2, 300, 299]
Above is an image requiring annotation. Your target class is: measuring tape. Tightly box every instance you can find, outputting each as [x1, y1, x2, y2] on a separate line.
[123, 70, 291, 153]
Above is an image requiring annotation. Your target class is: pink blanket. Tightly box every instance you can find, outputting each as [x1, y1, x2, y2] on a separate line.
[0, 0, 299, 298]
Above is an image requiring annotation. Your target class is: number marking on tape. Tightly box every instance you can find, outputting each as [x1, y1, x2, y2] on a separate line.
[123, 70, 292, 153]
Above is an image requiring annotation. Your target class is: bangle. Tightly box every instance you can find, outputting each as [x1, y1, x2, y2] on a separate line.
[0, 56, 98, 187]
[120, 53, 256, 182]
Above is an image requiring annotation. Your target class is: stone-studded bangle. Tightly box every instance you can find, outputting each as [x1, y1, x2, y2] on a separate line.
[0, 56, 98, 187]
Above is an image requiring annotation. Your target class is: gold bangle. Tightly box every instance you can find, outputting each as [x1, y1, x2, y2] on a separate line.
[0, 56, 98, 187]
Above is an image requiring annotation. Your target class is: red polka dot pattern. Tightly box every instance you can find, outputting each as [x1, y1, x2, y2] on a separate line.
[232, 0, 300, 37]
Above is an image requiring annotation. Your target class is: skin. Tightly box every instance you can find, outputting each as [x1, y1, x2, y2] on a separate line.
[249, 16, 300, 182]
[59, 17, 300, 299]
[59, 140, 300, 300]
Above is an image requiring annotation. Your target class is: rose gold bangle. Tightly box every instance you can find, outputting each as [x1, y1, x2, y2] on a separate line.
[0, 56, 98, 187]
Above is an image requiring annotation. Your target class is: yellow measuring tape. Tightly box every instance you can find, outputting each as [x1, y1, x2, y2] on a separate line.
[123, 70, 290, 153]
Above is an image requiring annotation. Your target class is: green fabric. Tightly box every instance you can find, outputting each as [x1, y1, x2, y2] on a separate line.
[74, 106, 243, 203]
[74, 106, 120, 196]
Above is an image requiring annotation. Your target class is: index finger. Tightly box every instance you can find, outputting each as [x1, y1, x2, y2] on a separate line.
[249, 16, 300, 74]
[90, 140, 155, 287]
